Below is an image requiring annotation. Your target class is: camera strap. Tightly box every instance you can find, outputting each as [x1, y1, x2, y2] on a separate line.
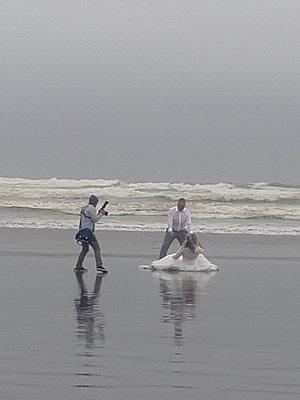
[79, 207, 94, 231]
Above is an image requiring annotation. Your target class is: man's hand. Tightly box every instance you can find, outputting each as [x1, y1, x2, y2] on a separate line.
[169, 230, 175, 237]
[97, 209, 107, 215]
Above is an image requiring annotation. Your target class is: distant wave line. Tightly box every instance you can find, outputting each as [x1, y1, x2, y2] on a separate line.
[0, 205, 298, 221]
[1, 250, 299, 261]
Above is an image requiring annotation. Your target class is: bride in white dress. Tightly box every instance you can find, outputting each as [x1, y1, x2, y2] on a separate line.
[151, 233, 219, 272]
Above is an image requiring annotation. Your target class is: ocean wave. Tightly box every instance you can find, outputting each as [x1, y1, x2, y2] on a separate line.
[0, 176, 122, 188]
[0, 177, 299, 203]
[0, 198, 300, 219]
[1, 202, 299, 221]
[0, 177, 299, 226]
[0, 218, 299, 235]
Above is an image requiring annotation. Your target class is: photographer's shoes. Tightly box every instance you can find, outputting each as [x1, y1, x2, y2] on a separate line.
[74, 266, 88, 272]
[74, 266, 107, 274]
[97, 266, 108, 274]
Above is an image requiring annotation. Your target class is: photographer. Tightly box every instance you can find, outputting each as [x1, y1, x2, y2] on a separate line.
[75, 195, 108, 273]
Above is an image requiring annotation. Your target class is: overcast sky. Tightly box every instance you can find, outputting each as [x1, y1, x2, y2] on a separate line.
[1, 0, 299, 184]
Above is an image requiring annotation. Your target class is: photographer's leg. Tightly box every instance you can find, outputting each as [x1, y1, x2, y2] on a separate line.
[90, 237, 103, 268]
[75, 244, 89, 269]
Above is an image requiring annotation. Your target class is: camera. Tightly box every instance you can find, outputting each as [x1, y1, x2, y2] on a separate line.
[100, 200, 109, 216]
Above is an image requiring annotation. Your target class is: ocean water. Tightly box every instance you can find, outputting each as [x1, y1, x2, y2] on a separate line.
[0, 177, 299, 235]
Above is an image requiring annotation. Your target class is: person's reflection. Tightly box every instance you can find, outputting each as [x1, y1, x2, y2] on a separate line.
[74, 272, 105, 348]
[158, 272, 216, 346]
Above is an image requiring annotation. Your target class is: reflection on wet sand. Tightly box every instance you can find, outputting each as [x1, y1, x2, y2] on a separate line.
[155, 271, 217, 346]
[74, 273, 105, 348]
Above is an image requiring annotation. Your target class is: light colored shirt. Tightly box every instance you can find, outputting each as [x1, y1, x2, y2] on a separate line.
[167, 206, 192, 233]
[79, 204, 103, 231]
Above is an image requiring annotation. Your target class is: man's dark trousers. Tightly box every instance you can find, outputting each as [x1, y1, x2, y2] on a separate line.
[159, 229, 187, 259]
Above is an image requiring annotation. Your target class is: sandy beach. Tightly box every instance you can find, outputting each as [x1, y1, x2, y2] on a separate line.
[0, 228, 299, 400]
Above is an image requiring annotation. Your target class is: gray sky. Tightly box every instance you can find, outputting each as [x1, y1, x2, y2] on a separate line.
[1, 0, 299, 184]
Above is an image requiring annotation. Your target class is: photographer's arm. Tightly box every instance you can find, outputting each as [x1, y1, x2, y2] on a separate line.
[89, 207, 103, 222]
[97, 201, 109, 216]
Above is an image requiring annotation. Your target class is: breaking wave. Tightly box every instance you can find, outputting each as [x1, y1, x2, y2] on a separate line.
[0, 177, 299, 235]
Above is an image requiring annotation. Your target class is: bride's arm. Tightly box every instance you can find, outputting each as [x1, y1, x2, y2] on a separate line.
[195, 244, 204, 253]
[198, 239, 203, 247]
[172, 247, 183, 259]
[197, 240, 204, 251]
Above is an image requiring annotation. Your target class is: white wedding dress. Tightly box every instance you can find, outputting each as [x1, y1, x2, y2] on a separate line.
[150, 247, 219, 273]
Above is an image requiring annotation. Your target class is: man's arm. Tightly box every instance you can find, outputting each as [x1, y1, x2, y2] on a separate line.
[187, 210, 193, 233]
[167, 208, 174, 233]
[88, 206, 103, 223]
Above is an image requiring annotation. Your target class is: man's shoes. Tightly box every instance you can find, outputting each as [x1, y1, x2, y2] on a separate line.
[97, 266, 108, 274]
[74, 266, 88, 272]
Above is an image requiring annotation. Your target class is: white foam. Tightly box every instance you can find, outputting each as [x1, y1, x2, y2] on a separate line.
[0, 177, 299, 235]
[0, 217, 299, 235]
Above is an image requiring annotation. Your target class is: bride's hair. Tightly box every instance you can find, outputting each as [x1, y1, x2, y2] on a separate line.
[184, 233, 200, 252]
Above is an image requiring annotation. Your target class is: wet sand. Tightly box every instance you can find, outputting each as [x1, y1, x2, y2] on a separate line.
[0, 228, 299, 400]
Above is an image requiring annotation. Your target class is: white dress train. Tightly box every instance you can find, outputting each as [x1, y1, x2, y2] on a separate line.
[150, 252, 219, 272]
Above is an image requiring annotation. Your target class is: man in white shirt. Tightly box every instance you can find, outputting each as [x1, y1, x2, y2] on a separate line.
[75, 195, 107, 273]
[159, 198, 192, 259]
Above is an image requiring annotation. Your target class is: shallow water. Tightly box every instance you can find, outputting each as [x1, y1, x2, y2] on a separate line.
[0, 229, 299, 399]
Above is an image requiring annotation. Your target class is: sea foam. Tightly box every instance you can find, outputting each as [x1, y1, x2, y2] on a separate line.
[0, 177, 299, 235]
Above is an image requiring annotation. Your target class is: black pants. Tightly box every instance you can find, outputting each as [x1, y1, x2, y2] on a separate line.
[159, 229, 187, 259]
[76, 236, 103, 268]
